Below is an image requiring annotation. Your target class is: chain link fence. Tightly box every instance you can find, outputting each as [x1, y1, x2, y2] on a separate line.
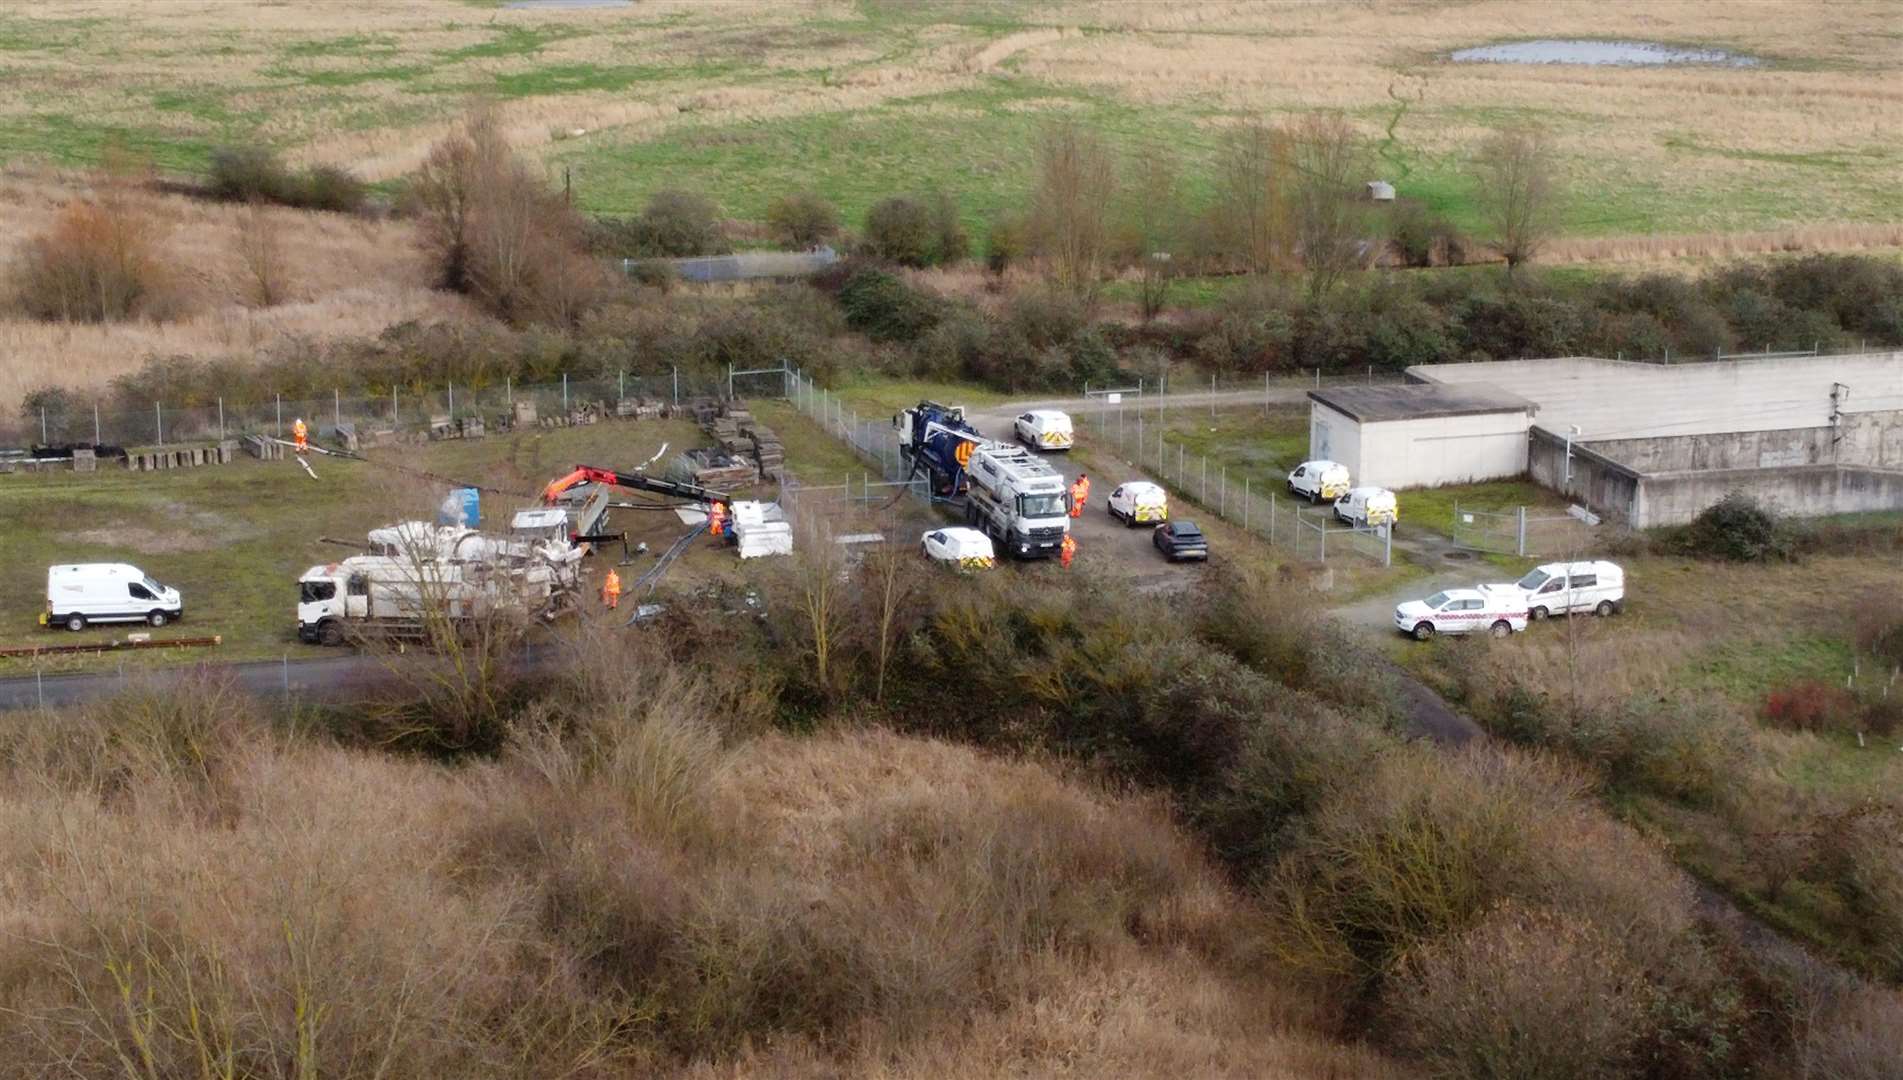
[1450, 501, 1599, 558]
[1075, 403, 1391, 567]
[0, 370, 737, 454]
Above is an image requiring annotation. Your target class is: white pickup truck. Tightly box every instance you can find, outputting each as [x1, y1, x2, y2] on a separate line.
[1394, 587, 1528, 640]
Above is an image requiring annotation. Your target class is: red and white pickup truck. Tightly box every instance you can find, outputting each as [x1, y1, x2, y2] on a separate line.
[1393, 587, 1529, 641]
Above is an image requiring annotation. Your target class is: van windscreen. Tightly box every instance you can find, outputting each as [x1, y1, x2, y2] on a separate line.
[1516, 569, 1551, 591]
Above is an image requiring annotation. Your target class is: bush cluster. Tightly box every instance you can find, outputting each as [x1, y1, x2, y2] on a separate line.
[1676, 491, 1796, 562]
[208, 144, 367, 212]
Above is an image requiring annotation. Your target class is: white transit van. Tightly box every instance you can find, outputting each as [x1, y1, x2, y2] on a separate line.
[44, 563, 183, 631]
[1335, 486, 1398, 529]
[1013, 409, 1074, 451]
[1288, 460, 1351, 503]
[1107, 480, 1168, 525]
[1494, 560, 1626, 619]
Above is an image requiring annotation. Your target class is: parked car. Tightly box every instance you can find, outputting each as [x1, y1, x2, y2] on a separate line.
[43, 563, 183, 631]
[1152, 519, 1208, 561]
[1335, 486, 1398, 529]
[1488, 560, 1625, 619]
[920, 526, 996, 570]
[1013, 409, 1074, 451]
[1287, 459, 1350, 503]
[1107, 480, 1168, 526]
[1394, 588, 1527, 640]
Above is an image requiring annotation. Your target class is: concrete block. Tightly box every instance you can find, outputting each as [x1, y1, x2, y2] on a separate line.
[72, 449, 95, 473]
[333, 421, 359, 452]
[511, 400, 538, 426]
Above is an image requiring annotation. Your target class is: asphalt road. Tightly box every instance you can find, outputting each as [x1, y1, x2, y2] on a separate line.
[0, 651, 415, 711]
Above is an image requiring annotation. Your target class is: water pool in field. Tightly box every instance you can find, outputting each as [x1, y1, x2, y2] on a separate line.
[1449, 40, 1760, 67]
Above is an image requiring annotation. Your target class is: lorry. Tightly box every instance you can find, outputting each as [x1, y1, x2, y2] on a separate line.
[895, 401, 987, 497]
[44, 563, 183, 631]
[297, 522, 583, 645]
[964, 442, 1072, 559]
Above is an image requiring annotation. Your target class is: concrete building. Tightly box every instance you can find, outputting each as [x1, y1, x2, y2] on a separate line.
[1407, 353, 1903, 527]
[1307, 384, 1535, 489]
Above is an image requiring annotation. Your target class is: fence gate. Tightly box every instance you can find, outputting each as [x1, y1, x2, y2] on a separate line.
[1452, 502, 1598, 557]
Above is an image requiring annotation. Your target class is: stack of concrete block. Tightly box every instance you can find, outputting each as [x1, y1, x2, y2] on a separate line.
[616, 397, 664, 419]
[745, 425, 784, 477]
[429, 415, 456, 439]
[333, 422, 359, 452]
[459, 416, 485, 439]
[511, 400, 539, 427]
[72, 449, 96, 473]
[243, 435, 284, 461]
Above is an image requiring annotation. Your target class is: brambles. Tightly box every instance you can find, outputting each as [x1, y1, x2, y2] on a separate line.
[764, 190, 839, 249]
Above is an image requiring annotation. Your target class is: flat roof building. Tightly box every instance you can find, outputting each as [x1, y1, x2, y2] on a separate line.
[1307, 384, 1535, 490]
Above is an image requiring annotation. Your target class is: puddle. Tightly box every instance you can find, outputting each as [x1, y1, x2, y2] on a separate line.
[1449, 39, 1760, 68]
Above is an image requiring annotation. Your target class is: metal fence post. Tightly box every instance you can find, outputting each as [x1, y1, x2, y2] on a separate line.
[334, 388, 340, 433]
[218, 397, 224, 440]
[393, 386, 399, 426]
[40, 407, 47, 443]
[1320, 518, 1327, 561]
[1221, 465, 1227, 519]
[619, 369, 625, 402]
[1518, 506, 1527, 557]
[672, 366, 679, 407]
[1244, 477, 1250, 532]
[156, 402, 163, 446]
[1271, 492, 1277, 544]
[93, 402, 100, 444]
[276, 394, 282, 436]
[448, 380, 455, 421]
[1201, 455, 1207, 504]
[1385, 522, 1392, 567]
[506, 376, 512, 405]
[727, 364, 734, 400]
[1178, 443, 1184, 483]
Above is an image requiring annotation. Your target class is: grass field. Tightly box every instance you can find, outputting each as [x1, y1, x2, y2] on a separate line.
[0, 1, 1898, 244]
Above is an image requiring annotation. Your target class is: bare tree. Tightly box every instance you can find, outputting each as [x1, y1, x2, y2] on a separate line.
[1287, 112, 1378, 299]
[234, 200, 288, 307]
[1029, 119, 1116, 299]
[1120, 144, 1180, 322]
[1214, 119, 1291, 274]
[790, 511, 849, 698]
[860, 538, 919, 703]
[1475, 125, 1560, 281]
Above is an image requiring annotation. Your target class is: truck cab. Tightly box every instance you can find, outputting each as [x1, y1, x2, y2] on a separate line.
[965, 443, 1071, 559]
[297, 563, 362, 645]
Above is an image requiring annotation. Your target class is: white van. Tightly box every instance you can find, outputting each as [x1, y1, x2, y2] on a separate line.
[1288, 460, 1350, 503]
[1335, 486, 1398, 529]
[1493, 560, 1625, 619]
[1013, 409, 1074, 451]
[43, 563, 183, 631]
[1107, 480, 1168, 525]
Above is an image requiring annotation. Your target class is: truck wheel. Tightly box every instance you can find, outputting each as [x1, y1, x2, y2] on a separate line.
[147, 610, 168, 628]
[1411, 621, 1435, 641]
[64, 614, 86, 632]
[318, 621, 345, 647]
[1595, 600, 1615, 617]
[1490, 620, 1512, 638]
[1529, 606, 1548, 621]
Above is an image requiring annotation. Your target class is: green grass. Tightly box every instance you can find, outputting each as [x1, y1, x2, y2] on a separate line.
[1398, 480, 1575, 539]
[829, 378, 1010, 417]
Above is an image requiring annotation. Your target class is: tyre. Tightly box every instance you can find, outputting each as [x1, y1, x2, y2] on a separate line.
[1490, 620, 1512, 638]
[1411, 621, 1435, 641]
[1529, 606, 1549, 621]
[318, 620, 345, 647]
[64, 614, 85, 632]
[1595, 600, 1615, 617]
[147, 610, 168, 628]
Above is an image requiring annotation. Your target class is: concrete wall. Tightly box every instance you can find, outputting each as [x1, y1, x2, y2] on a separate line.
[1635, 466, 1903, 527]
[1530, 425, 1640, 524]
[1310, 404, 1530, 489]
[1411, 352, 1903, 440]
[1587, 410, 1903, 473]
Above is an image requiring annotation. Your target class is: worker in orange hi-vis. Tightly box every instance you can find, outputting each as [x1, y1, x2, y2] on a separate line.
[1068, 473, 1089, 518]
[292, 417, 309, 454]
[707, 501, 726, 537]
[1060, 533, 1077, 568]
[601, 567, 622, 610]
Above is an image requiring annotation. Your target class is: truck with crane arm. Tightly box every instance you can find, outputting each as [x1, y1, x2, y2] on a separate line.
[894, 401, 1071, 560]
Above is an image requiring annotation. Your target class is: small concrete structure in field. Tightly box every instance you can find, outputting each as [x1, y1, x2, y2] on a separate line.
[1407, 353, 1903, 527]
[1306, 383, 1536, 489]
[1366, 180, 1395, 201]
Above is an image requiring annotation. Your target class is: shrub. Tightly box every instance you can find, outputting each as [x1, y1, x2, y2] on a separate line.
[1391, 903, 1646, 1080]
[1852, 596, 1903, 667]
[208, 143, 293, 203]
[986, 214, 1027, 274]
[837, 267, 942, 342]
[636, 189, 729, 257]
[863, 195, 938, 267]
[1763, 680, 1863, 735]
[10, 195, 174, 322]
[765, 190, 839, 249]
[290, 162, 368, 212]
[929, 189, 970, 264]
[1387, 198, 1465, 268]
[1678, 491, 1795, 563]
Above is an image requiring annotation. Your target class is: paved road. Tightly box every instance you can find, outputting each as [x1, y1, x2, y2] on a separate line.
[0, 652, 410, 711]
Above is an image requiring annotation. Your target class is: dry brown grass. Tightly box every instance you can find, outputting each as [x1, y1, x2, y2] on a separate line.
[0, 167, 476, 409]
[0, 662, 1392, 1077]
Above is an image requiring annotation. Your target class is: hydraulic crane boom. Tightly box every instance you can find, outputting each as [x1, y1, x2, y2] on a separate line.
[541, 465, 732, 509]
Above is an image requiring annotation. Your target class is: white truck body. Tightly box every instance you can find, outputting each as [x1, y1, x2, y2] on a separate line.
[1335, 486, 1398, 528]
[1288, 460, 1351, 503]
[44, 563, 183, 631]
[1014, 409, 1074, 450]
[1394, 587, 1528, 640]
[1489, 560, 1626, 619]
[1108, 481, 1168, 525]
[965, 442, 1071, 559]
[298, 524, 582, 644]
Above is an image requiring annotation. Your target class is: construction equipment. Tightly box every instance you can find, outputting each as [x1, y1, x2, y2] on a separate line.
[894, 401, 986, 497]
[541, 465, 731, 518]
[297, 522, 583, 645]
